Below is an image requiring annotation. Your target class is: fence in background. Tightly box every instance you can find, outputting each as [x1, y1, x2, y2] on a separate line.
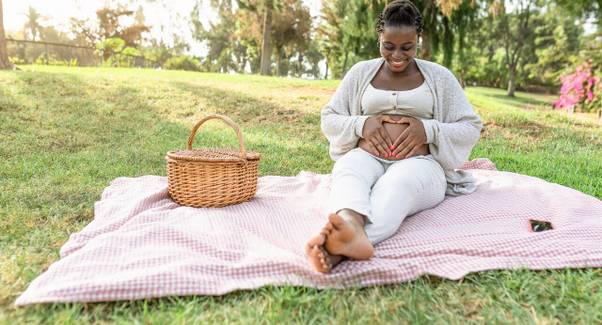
[6, 38, 158, 68]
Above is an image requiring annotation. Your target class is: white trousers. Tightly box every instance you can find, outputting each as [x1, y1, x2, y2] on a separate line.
[329, 148, 447, 245]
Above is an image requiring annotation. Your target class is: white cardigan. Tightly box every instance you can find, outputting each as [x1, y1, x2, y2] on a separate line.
[321, 57, 483, 195]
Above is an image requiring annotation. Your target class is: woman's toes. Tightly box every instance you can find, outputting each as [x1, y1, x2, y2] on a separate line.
[313, 246, 331, 272]
[306, 234, 325, 247]
[328, 214, 344, 229]
[318, 250, 330, 270]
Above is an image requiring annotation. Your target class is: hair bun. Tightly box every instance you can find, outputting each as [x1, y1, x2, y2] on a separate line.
[376, 0, 423, 34]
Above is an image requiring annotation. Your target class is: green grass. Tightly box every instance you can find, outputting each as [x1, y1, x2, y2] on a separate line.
[1, 66, 601, 324]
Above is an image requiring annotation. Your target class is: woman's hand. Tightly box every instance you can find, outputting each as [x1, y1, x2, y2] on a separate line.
[390, 116, 428, 159]
[361, 115, 398, 157]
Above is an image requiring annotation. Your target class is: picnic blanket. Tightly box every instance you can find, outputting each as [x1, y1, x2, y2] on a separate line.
[15, 159, 602, 305]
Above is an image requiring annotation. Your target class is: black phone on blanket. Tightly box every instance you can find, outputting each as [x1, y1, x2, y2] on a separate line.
[529, 219, 554, 232]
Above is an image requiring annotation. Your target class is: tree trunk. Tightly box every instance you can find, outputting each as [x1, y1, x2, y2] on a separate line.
[275, 50, 281, 76]
[420, 31, 431, 60]
[297, 53, 303, 78]
[507, 63, 517, 97]
[0, 0, 13, 69]
[342, 52, 348, 77]
[241, 58, 247, 73]
[419, 0, 434, 61]
[324, 60, 329, 79]
[259, 0, 273, 76]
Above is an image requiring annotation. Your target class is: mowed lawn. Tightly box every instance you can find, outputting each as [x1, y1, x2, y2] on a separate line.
[1, 65, 601, 324]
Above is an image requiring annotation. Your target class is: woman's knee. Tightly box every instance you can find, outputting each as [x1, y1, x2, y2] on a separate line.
[385, 158, 445, 193]
[332, 149, 383, 180]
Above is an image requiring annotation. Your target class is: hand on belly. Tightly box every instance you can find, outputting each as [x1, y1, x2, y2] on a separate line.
[358, 115, 429, 160]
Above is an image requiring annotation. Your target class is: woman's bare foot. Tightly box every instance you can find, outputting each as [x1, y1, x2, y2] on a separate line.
[321, 212, 374, 260]
[304, 234, 344, 273]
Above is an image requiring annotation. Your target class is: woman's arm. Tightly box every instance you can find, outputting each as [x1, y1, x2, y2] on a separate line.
[320, 64, 371, 160]
[420, 71, 482, 170]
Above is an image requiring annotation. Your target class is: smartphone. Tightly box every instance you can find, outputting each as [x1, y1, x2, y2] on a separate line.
[529, 219, 554, 232]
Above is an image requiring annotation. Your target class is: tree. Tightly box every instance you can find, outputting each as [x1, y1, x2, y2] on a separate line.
[236, 8, 263, 73]
[316, 0, 349, 78]
[191, 0, 240, 72]
[260, 0, 274, 75]
[195, 0, 312, 76]
[70, 5, 150, 60]
[555, 0, 601, 24]
[96, 7, 150, 47]
[490, 0, 540, 97]
[270, 0, 311, 76]
[304, 37, 324, 78]
[23, 6, 44, 41]
[0, 0, 12, 69]
[524, 3, 582, 88]
[317, 0, 474, 78]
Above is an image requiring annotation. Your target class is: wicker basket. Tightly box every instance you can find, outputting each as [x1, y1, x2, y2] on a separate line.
[165, 114, 261, 208]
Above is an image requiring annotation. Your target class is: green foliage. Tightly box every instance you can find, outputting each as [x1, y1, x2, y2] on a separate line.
[191, 0, 314, 76]
[316, 0, 349, 78]
[317, 0, 477, 77]
[23, 6, 44, 41]
[94, 37, 144, 68]
[191, 2, 239, 73]
[555, 0, 602, 21]
[339, 0, 385, 72]
[33, 54, 78, 66]
[96, 37, 126, 56]
[163, 55, 202, 71]
[457, 0, 588, 94]
[8, 56, 28, 65]
[121, 46, 141, 58]
[270, 0, 312, 76]
[524, 3, 582, 88]
[140, 38, 189, 68]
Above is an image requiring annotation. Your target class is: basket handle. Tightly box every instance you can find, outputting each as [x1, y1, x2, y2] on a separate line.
[187, 114, 247, 160]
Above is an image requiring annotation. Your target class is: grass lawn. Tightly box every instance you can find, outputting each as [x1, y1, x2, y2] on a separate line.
[1, 66, 601, 324]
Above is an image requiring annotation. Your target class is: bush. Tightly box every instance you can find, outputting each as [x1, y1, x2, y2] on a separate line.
[33, 54, 78, 66]
[163, 55, 201, 72]
[9, 56, 27, 65]
[554, 60, 600, 113]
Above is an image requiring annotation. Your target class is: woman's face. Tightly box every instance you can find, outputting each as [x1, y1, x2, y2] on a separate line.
[379, 25, 419, 73]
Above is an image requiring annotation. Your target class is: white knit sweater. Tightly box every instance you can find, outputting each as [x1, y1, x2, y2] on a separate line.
[321, 57, 483, 195]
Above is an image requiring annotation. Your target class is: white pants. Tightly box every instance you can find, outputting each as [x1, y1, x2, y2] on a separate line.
[329, 148, 447, 245]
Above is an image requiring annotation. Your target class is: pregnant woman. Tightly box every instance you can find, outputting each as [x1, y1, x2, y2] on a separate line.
[305, 0, 483, 273]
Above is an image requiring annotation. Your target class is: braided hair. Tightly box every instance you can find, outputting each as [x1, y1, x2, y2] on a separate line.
[376, 0, 423, 34]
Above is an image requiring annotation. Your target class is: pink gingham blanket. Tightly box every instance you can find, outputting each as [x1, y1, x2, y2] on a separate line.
[15, 159, 602, 305]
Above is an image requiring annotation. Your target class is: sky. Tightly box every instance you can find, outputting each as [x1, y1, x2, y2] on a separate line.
[4, 0, 596, 56]
[3, 0, 323, 56]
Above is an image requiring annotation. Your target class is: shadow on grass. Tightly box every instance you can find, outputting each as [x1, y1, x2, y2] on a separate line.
[168, 80, 313, 125]
[485, 93, 553, 108]
[2, 70, 331, 247]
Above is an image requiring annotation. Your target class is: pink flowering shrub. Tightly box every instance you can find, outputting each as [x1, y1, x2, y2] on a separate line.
[554, 61, 600, 113]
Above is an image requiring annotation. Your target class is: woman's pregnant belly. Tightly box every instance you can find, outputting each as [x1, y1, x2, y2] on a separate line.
[358, 115, 430, 160]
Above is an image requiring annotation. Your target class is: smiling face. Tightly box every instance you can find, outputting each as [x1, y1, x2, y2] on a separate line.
[379, 25, 419, 74]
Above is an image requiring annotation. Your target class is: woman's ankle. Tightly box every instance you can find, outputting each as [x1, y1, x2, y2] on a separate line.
[337, 209, 366, 227]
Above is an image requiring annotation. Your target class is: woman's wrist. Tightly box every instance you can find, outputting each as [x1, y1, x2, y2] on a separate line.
[356, 116, 372, 138]
[420, 119, 438, 144]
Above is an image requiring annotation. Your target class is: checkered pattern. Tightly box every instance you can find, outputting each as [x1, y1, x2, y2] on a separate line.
[15, 158, 602, 305]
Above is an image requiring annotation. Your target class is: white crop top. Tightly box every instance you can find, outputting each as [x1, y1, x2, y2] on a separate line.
[361, 81, 434, 119]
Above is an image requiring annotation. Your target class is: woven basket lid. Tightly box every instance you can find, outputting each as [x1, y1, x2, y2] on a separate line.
[166, 148, 260, 162]
[166, 114, 261, 163]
